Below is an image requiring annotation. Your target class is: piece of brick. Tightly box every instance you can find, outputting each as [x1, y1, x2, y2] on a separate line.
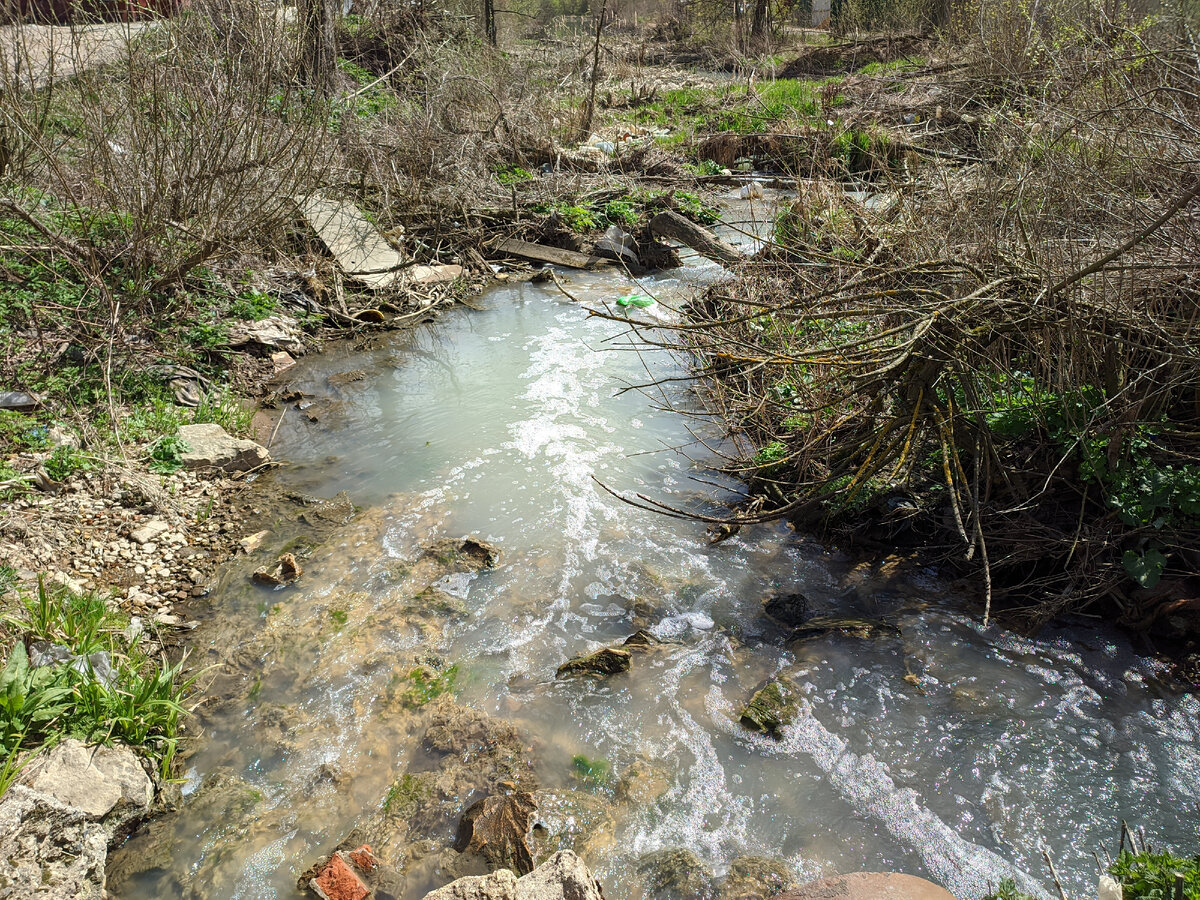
[311, 854, 369, 900]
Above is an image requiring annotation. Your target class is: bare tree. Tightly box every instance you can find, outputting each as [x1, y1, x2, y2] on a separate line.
[300, 0, 337, 97]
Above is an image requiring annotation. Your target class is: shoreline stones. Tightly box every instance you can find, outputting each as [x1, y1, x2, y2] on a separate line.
[178, 423, 270, 473]
[0, 739, 157, 899]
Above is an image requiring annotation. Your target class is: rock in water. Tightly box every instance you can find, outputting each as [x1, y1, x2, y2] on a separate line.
[739, 678, 800, 737]
[555, 647, 632, 679]
[420, 850, 603, 900]
[515, 850, 605, 900]
[637, 848, 716, 900]
[762, 592, 811, 627]
[789, 616, 901, 642]
[453, 792, 538, 876]
[178, 423, 270, 473]
[252, 552, 304, 586]
[718, 856, 797, 900]
[424, 869, 520, 900]
[776, 873, 955, 900]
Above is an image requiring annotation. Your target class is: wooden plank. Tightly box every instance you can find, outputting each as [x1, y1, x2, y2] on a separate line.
[649, 210, 742, 266]
[493, 238, 607, 270]
[296, 195, 408, 289]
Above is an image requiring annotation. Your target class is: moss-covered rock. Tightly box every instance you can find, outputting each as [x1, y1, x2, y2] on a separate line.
[739, 677, 800, 737]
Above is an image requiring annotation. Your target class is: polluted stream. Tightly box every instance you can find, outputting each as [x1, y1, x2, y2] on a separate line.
[110, 195, 1200, 900]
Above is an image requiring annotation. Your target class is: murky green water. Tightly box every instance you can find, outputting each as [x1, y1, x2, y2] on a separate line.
[111, 199, 1200, 900]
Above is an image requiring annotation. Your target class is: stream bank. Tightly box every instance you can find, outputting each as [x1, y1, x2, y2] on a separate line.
[97, 256, 1200, 900]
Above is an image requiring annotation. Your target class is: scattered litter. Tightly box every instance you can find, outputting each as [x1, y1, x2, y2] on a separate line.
[617, 293, 655, 308]
[0, 391, 40, 412]
[737, 181, 765, 200]
[595, 225, 641, 270]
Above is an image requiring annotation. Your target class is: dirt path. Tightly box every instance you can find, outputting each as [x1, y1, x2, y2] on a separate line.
[0, 22, 155, 86]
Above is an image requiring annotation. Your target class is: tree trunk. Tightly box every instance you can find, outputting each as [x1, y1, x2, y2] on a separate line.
[650, 210, 742, 266]
[483, 0, 497, 46]
[577, 0, 607, 142]
[750, 0, 768, 39]
[300, 0, 337, 98]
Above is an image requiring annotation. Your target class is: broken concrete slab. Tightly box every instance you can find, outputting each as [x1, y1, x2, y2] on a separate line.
[297, 194, 409, 289]
[411, 263, 465, 284]
[177, 423, 270, 473]
[0, 390, 39, 411]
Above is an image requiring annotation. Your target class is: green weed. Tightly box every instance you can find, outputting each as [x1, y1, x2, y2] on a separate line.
[571, 753, 611, 786]
[397, 663, 459, 708]
[148, 435, 191, 474]
[1110, 849, 1200, 900]
[0, 578, 193, 787]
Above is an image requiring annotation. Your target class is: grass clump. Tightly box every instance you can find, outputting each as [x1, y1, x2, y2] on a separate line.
[0, 578, 194, 792]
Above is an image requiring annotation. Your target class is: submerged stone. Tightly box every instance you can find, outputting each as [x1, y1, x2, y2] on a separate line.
[555, 647, 632, 679]
[637, 847, 716, 900]
[789, 616, 901, 642]
[739, 678, 800, 737]
[453, 792, 538, 876]
[777, 873, 955, 900]
[718, 856, 797, 900]
[762, 592, 811, 627]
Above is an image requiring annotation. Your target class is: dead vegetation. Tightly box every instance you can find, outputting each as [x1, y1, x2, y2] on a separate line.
[639, 1, 1200, 639]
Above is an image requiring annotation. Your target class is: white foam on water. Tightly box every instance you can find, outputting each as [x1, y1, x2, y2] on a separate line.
[705, 687, 1050, 900]
[624, 640, 754, 863]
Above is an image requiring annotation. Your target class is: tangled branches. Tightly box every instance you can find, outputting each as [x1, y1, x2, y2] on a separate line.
[658, 5, 1200, 632]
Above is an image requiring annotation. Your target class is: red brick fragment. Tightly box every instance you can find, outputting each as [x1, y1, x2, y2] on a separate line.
[347, 845, 378, 873]
[311, 853, 369, 900]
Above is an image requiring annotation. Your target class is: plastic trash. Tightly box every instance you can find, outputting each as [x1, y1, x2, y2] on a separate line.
[1098, 876, 1123, 900]
[596, 225, 641, 269]
[617, 294, 655, 308]
[738, 181, 765, 200]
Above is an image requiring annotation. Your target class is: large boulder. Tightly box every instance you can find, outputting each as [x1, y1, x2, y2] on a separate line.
[420, 851, 603, 900]
[177, 423, 270, 473]
[0, 785, 108, 899]
[19, 739, 154, 838]
[0, 740, 157, 898]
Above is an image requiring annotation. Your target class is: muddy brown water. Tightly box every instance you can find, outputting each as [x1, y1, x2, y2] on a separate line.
[109, 195, 1200, 900]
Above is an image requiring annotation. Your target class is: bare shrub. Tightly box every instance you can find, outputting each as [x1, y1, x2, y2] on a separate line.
[659, 0, 1200, 630]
